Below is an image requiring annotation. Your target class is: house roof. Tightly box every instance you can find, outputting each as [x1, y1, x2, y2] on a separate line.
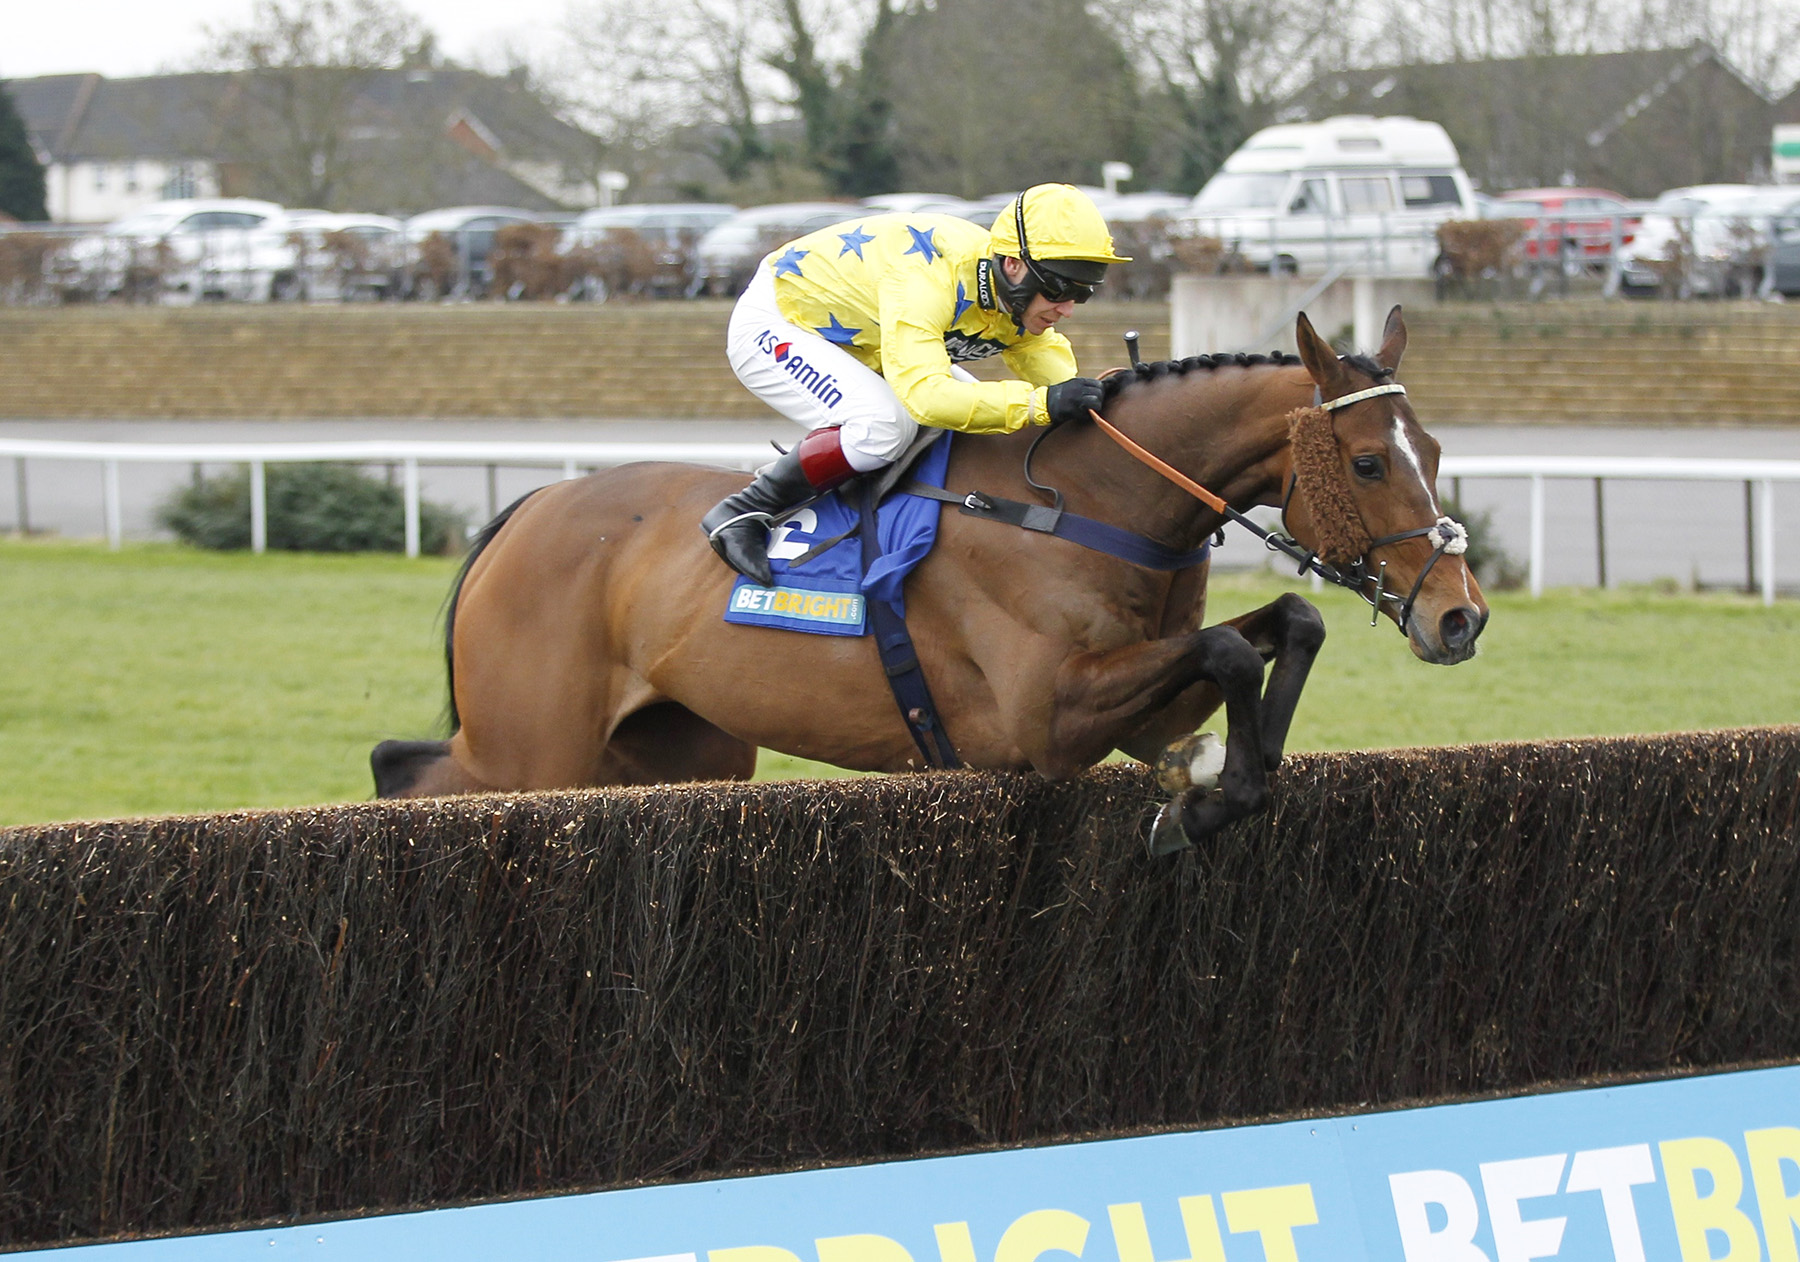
[1286, 44, 1777, 196]
[352, 67, 596, 168]
[4, 66, 595, 176]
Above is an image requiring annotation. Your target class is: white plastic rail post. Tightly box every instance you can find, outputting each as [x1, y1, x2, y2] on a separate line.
[1760, 479, 1775, 606]
[404, 458, 421, 558]
[103, 459, 121, 551]
[1529, 474, 1545, 598]
[250, 460, 267, 554]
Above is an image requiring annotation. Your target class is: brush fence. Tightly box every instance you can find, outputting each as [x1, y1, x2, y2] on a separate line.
[1, 727, 1796, 1247]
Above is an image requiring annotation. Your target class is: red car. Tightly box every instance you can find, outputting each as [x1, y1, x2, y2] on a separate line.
[1496, 188, 1641, 261]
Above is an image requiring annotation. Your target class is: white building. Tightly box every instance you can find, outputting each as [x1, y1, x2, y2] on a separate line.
[9, 68, 605, 223]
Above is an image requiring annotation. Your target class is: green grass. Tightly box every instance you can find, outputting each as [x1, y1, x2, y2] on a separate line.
[4, 539, 1798, 827]
[1, 539, 456, 827]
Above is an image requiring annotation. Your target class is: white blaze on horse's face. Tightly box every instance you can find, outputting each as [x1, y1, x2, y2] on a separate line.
[1345, 399, 1487, 666]
[1388, 414, 1435, 513]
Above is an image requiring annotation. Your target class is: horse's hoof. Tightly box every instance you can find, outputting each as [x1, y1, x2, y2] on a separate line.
[1154, 731, 1226, 794]
[1146, 802, 1192, 856]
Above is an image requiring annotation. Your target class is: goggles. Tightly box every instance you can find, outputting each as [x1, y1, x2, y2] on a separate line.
[1025, 260, 1097, 304]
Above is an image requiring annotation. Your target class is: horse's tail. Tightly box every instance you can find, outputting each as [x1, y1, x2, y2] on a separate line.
[441, 489, 539, 735]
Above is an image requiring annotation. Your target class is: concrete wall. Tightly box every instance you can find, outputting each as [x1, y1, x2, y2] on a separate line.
[5, 298, 1800, 425]
[0, 303, 1169, 421]
[1171, 274, 1442, 358]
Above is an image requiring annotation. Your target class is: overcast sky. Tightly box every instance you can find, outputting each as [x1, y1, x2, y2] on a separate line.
[4, 0, 566, 80]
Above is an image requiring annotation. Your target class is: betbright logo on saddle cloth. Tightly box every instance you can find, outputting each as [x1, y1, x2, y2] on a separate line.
[723, 437, 953, 637]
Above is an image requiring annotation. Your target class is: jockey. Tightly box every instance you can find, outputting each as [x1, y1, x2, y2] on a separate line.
[703, 182, 1130, 586]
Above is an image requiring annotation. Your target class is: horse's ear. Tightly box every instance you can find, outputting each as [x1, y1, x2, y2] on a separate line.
[1294, 311, 1344, 391]
[1377, 304, 1407, 372]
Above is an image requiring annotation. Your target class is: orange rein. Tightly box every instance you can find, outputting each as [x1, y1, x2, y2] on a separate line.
[1085, 407, 1230, 515]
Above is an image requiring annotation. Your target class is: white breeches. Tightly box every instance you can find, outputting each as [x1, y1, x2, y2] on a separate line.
[726, 267, 972, 471]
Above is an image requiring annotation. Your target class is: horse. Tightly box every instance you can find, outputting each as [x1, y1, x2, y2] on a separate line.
[371, 308, 1488, 849]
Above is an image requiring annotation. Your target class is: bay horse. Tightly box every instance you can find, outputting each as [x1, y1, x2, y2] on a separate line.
[372, 308, 1487, 848]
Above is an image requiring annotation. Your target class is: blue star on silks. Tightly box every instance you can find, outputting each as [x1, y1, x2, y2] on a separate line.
[815, 313, 861, 345]
[773, 246, 809, 278]
[952, 280, 972, 324]
[837, 223, 876, 259]
[902, 224, 940, 264]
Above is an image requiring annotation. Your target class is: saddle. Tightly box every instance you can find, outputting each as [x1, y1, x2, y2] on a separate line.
[720, 429, 960, 769]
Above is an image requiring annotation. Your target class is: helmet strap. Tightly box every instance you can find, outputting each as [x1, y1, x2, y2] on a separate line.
[983, 256, 1034, 322]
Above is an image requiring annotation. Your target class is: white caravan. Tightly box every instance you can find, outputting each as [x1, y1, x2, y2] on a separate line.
[1174, 116, 1479, 277]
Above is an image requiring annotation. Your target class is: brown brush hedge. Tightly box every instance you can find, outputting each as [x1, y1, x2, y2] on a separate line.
[2, 728, 1798, 1247]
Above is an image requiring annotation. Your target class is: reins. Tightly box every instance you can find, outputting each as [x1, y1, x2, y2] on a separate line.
[1080, 375, 1469, 635]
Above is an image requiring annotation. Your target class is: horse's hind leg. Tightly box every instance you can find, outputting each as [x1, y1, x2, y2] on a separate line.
[370, 739, 493, 799]
[597, 701, 758, 786]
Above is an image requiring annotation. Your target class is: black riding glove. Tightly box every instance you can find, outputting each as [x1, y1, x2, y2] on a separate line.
[1044, 377, 1105, 427]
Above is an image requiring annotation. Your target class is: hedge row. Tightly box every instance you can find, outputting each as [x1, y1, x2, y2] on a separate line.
[1, 727, 1797, 1246]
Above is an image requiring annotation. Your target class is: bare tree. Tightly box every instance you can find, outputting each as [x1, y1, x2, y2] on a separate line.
[1096, 0, 1354, 192]
[873, 0, 1140, 196]
[199, 0, 427, 207]
[556, 0, 892, 199]
[1365, 0, 1800, 91]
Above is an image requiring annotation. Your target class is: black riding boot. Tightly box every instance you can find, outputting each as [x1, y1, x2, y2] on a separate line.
[701, 425, 861, 586]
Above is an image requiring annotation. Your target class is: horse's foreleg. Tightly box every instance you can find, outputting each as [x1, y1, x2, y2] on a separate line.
[1220, 592, 1328, 770]
[1049, 624, 1271, 845]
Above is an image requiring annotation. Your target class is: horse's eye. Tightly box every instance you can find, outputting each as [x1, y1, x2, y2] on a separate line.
[1351, 455, 1385, 480]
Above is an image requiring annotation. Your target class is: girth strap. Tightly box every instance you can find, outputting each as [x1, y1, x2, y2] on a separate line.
[857, 480, 961, 770]
[900, 482, 1212, 571]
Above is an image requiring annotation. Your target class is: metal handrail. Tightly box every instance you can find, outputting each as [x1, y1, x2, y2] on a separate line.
[0, 438, 772, 558]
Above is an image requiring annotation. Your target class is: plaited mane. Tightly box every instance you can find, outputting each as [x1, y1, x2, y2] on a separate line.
[1101, 352, 1377, 565]
[1097, 351, 1302, 404]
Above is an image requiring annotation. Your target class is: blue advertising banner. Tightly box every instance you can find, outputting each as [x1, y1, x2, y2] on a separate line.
[21, 1064, 1799, 1261]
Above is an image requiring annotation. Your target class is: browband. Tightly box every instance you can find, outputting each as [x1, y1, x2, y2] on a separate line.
[1321, 382, 1407, 411]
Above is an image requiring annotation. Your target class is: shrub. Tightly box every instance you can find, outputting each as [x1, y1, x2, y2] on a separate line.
[409, 231, 458, 300]
[0, 232, 59, 305]
[489, 222, 569, 300]
[1435, 219, 1527, 280]
[158, 463, 465, 554]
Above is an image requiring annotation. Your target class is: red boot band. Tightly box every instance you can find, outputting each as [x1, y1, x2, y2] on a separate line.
[797, 425, 857, 489]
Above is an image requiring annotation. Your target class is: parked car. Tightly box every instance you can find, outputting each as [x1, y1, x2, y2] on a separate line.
[1097, 191, 1193, 224]
[1172, 115, 1479, 276]
[53, 198, 290, 301]
[1616, 185, 1800, 296]
[561, 203, 737, 299]
[1495, 187, 1641, 263]
[691, 202, 862, 297]
[264, 211, 406, 301]
[859, 192, 975, 218]
[402, 206, 544, 298]
[1770, 225, 1800, 297]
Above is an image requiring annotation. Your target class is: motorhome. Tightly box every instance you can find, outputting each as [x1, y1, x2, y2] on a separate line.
[1175, 116, 1479, 277]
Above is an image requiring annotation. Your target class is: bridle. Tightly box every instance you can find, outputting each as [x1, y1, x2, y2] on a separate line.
[1072, 373, 1469, 636]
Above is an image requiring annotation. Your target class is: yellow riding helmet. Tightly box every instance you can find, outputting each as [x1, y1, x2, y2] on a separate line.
[989, 183, 1132, 279]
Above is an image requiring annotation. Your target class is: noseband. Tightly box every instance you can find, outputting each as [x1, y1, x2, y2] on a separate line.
[1080, 375, 1468, 636]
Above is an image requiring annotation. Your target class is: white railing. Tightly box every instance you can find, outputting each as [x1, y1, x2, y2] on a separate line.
[0, 439, 771, 558]
[1442, 455, 1798, 605]
[2, 441, 1797, 604]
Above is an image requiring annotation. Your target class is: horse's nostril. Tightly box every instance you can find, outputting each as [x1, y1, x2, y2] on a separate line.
[1440, 607, 1480, 649]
